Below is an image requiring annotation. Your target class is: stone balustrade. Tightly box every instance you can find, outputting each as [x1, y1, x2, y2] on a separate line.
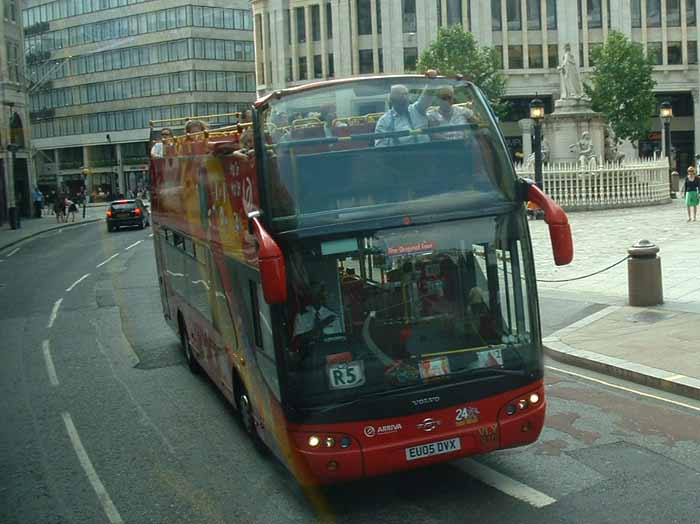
[515, 158, 671, 210]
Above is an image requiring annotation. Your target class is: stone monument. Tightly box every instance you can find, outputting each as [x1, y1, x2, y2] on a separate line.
[543, 43, 606, 164]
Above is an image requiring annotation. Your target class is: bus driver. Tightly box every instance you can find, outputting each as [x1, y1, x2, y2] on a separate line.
[292, 282, 342, 347]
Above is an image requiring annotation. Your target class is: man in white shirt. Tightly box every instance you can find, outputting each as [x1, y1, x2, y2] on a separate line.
[374, 84, 434, 147]
[150, 128, 172, 158]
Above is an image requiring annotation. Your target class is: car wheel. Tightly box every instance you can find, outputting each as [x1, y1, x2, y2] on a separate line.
[179, 321, 200, 374]
[139, 218, 145, 230]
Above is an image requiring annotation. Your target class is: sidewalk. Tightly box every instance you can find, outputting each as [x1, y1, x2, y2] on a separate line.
[0, 207, 105, 252]
[530, 199, 700, 401]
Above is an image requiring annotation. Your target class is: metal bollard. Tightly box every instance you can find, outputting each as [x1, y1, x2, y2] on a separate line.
[628, 240, 663, 306]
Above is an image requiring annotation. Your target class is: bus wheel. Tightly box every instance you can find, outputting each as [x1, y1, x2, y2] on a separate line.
[236, 382, 265, 451]
[178, 319, 200, 374]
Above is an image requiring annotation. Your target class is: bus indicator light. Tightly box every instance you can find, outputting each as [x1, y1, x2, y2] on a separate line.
[506, 404, 517, 416]
[517, 399, 528, 410]
[340, 436, 352, 448]
[325, 437, 336, 448]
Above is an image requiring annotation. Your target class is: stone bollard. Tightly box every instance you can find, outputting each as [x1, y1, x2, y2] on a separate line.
[628, 240, 663, 306]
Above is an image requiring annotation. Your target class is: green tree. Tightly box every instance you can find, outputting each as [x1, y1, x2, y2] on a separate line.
[585, 30, 657, 145]
[416, 26, 507, 115]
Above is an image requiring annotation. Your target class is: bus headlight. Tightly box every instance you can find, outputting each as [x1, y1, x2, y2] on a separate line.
[529, 393, 540, 404]
[308, 435, 320, 447]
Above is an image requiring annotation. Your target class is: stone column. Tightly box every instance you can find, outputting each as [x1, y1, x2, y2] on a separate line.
[556, 0, 581, 68]
[349, 0, 359, 75]
[609, 0, 632, 37]
[519, 118, 533, 159]
[381, 0, 404, 73]
[333, 0, 353, 77]
[371, 0, 379, 73]
[290, 6, 299, 81]
[416, 1, 438, 54]
[320, 1, 329, 78]
[305, 5, 313, 78]
[469, 0, 493, 46]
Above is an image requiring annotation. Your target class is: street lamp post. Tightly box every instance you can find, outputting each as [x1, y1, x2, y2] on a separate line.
[660, 101, 674, 198]
[105, 134, 116, 199]
[529, 98, 546, 189]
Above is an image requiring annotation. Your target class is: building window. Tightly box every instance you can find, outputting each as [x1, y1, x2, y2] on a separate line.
[527, 0, 541, 30]
[402, 0, 416, 33]
[647, 42, 662, 65]
[286, 58, 293, 82]
[296, 8, 306, 43]
[508, 45, 523, 68]
[506, 0, 521, 30]
[379, 48, 384, 72]
[667, 41, 682, 65]
[631, 0, 641, 27]
[314, 54, 323, 78]
[494, 46, 504, 69]
[688, 41, 698, 64]
[6, 40, 20, 82]
[666, 0, 681, 26]
[548, 44, 558, 68]
[359, 49, 373, 73]
[647, 0, 661, 27]
[688, 0, 697, 26]
[4, 0, 17, 22]
[327, 3, 333, 37]
[547, 0, 557, 29]
[587, 0, 602, 28]
[299, 56, 308, 79]
[404, 47, 418, 71]
[284, 9, 291, 44]
[528, 45, 543, 69]
[358, 0, 372, 34]
[447, 0, 462, 25]
[312, 5, 321, 41]
[328, 53, 335, 77]
[492, 0, 502, 30]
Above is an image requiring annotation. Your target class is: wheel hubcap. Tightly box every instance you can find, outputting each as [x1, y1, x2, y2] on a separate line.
[240, 394, 253, 433]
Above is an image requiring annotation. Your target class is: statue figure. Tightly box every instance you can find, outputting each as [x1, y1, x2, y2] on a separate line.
[557, 44, 585, 100]
[569, 131, 596, 167]
[604, 125, 625, 163]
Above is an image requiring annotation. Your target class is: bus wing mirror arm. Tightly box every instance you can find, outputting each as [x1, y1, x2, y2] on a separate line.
[248, 211, 288, 304]
[518, 178, 574, 266]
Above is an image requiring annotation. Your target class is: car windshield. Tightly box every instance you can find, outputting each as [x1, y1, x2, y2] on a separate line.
[259, 77, 516, 231]
[282, 213, 537, 411]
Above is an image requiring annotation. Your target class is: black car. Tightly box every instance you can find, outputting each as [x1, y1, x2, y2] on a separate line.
[106, 199, 150, 232]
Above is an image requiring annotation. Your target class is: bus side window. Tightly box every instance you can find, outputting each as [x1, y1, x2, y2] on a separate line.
[249, 280, 280, 400]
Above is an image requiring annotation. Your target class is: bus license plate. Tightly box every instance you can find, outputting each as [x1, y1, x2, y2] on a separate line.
[405, 438, 461, 461]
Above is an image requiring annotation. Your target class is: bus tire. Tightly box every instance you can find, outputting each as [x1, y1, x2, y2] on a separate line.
[178, 316, 200, 374]
[234, 376, 265, 451]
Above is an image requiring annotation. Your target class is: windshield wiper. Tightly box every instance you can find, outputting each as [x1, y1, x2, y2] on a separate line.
[452, 366, 530, 379]
[301, 383, 426, 414]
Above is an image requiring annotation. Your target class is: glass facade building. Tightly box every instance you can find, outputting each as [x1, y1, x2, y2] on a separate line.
[24, 0, 255, 200]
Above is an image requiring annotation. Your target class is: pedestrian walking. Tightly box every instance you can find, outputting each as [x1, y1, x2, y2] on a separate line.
[54, 195, 66, 223]
[32, 187, 44, 218]
[66, 197, 78, 222]
[682, 166, 700, 222]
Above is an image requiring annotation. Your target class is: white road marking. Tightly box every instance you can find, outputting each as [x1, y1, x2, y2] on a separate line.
[66, 273, 90, 292]
[546, 365, 700, 413]
[47, 298, 63, 329]
[96, 253, 119, 268]
[455, 458, 557, 508]
[6, 247, 19, 257]
[667, 373, 686, 381]
[42, 340, 59, 386]
[148, 233, 153, 238]
[62, 413, 124, 524]
[125, 240, 143, 250]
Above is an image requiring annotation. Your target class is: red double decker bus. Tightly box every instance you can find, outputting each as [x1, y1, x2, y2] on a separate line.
[150, 75, 573, 486]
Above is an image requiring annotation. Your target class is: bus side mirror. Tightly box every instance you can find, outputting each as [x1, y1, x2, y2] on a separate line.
[521, 180, 574, 266]
[248, 212, 288, 304]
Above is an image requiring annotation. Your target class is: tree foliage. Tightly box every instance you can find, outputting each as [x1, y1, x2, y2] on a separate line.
[585, 30, 656, 145]
[416, 26, 507, 115]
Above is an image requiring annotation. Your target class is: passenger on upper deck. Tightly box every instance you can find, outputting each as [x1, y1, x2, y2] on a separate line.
[150, 127, 172, 159]
[185, 119, 208, 137]
[426, 86, 476, 140]
[374, 83, 434, 148]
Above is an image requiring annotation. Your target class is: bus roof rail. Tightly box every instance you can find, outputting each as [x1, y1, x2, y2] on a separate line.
[149, 112, 244, 128]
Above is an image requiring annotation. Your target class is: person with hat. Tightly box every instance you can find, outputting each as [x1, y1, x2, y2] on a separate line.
[682, 166, 700, 222]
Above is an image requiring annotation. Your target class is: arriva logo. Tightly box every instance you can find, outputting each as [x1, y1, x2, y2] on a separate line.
[364, 424, 403, 437]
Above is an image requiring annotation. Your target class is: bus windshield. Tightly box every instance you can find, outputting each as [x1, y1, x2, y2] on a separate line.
[260, 77, 516, 231]
[283, 213, 538, 412]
